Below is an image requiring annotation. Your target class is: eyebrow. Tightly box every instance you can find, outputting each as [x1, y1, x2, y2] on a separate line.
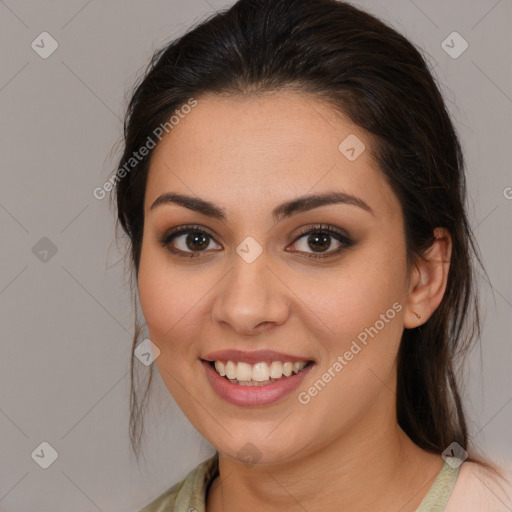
[150, 191, 375, 221]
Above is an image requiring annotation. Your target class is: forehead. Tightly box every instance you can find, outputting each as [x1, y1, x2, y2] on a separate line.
[145, 91, 399, 221]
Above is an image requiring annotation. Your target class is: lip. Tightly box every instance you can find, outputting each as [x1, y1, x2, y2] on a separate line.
[202, 349, 314, 365]
[201, 359, 315, 406]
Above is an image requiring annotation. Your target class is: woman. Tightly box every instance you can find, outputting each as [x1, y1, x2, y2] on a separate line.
[112, 0, 511, 510]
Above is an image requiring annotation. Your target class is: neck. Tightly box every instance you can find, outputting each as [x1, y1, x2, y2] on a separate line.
[206, 413, 443, 512]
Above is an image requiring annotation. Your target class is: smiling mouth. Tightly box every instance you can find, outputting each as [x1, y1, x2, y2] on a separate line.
[206, 360, 315, 386]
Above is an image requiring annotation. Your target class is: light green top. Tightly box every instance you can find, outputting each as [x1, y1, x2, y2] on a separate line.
[138, 453, 461, 512]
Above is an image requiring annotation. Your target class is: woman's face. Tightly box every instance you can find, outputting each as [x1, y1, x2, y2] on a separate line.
[138, 91, 414, 464]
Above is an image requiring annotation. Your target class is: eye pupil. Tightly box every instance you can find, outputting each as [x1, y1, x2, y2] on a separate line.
[308, 232, 331, 252]
[186, 232, 209, 251]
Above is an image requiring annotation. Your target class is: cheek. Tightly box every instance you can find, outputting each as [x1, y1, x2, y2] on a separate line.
[138, 265, 169, 338]
[292, 237, 407, 375]
[137, 243, 211, 351]
[137, 260, 196, 397]
[301, 254, 403, 334]
[137, 242, 182, 341]
[291, 253, 405, 428]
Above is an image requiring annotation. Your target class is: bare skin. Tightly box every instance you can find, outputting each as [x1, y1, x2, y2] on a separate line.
[137, 90, 451, 511]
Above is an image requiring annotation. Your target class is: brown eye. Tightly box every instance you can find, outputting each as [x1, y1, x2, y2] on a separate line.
[306, 232, 332, 252]
[290, 225, 353, 259]
[183, 231, 210, 251]
[159, 225, 221, 257]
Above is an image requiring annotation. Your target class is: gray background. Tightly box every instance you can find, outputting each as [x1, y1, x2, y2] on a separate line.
[1, 0, 511, 510]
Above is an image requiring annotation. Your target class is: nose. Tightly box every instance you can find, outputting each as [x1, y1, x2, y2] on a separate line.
[211, 250, 290, 336]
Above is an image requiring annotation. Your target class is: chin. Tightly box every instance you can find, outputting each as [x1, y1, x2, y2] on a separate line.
[207, 427, 312, 467]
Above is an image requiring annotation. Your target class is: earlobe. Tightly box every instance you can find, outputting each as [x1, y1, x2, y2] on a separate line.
[403, 227, 452, 329]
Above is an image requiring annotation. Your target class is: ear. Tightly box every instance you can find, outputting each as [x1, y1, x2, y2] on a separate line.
[403, 227, 452, 329]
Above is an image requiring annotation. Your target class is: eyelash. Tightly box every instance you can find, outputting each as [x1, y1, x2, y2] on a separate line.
[158, 224, 353, 260]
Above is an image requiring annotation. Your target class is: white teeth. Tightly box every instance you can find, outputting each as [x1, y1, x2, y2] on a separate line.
[212, 360, 308, 382]
[269, 361, 283, 379]
[252, 362, 269, 382]
[282, 362, 293, 377]
[225, 361, 237, 380]
[214, 361, 225, 376]
[236, 362, 252, 382]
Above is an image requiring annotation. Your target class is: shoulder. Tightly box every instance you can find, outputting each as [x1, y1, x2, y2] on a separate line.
[137, 479, 182, 512]
[137, 453, 219, 512]
[445, 460, 512, 511]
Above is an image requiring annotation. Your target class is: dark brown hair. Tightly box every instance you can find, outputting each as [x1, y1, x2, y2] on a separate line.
[111, 0, 495, 472]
